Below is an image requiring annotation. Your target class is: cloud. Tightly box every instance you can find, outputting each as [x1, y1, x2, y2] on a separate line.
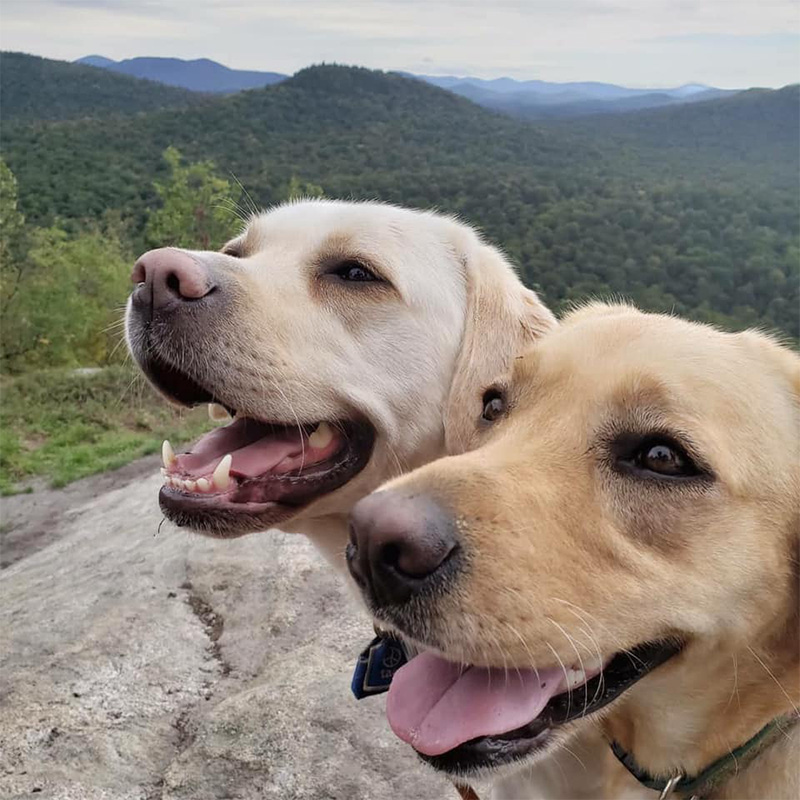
[1, 0, 797, 87]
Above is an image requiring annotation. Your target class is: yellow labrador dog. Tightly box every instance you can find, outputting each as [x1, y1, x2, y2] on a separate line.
[348, 303, 800, 799]
[125, 200, 554, 567]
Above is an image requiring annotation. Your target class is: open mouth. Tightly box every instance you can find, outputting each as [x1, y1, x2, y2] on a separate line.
[141, 354, 375, 536]
[386, 640, 681, 775]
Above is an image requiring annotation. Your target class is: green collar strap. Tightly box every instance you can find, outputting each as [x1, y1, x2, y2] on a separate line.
[610, 712, 799, 799]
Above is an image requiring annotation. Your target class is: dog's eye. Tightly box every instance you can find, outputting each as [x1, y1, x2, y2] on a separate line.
[616, 435, 705, 481]
[221, 245, 242, 258]
[481, 388, 506, 422]
[331, 261, 379, 282]
[638, 443, 689, 476]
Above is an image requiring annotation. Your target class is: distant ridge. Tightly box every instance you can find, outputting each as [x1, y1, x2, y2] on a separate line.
[403, 73, 735, 119]
[75, 55, 738, 119]
[413, 73, 718, 99]
[1, 52, 201, 122]
[79, 55, 116, 68]
[74, 55, 287, 94]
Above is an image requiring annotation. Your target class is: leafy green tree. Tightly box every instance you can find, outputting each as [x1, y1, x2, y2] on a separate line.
[145, 147, 241, 250]
[1, 222, 131, 371]
[0, 159, 27, 303]
[285, 175, 325, 201]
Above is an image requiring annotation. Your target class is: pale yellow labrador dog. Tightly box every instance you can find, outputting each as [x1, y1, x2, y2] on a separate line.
[127, 200, 612, 797]
[125, 200, 554, 563]
[348, 303, 799, 800]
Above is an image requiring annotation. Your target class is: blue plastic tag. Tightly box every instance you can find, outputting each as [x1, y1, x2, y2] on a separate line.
[351, 634, 409, 699]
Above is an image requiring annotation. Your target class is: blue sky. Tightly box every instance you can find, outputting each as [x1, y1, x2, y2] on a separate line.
[2, 0, 798, 88]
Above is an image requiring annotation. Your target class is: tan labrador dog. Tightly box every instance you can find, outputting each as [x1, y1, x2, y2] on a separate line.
[348, 303, 800, 799]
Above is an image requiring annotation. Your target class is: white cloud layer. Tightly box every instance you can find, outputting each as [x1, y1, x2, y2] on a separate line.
[1, 0, 798, 87]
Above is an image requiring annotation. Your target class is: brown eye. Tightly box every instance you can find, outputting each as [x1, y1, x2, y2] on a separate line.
[331, 260, 379, 282]
[221, 245, 242, 258]
[481, 389, 506, 422]
[614, 434, 707, 481]
[638, 444, 687, 475]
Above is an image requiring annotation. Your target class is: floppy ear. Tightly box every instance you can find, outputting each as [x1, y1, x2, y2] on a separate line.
[444, 239, 556, 454]
[736, 329, 800, 401]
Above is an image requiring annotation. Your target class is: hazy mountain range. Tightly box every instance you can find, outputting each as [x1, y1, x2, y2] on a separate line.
[412, 74, 735, 119]
[77, 55, 285, 94]
[75, 55, 738, 120]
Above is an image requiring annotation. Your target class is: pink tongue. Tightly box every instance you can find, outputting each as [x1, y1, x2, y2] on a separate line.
[386, 651, 566, 757]
[175, 418, 337, 478]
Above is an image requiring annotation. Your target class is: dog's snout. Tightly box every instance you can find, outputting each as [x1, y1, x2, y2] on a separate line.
[347, 490, 459, 607]
[131, 248, 215, 310]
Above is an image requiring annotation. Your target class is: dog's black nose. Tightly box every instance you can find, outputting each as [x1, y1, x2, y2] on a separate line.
[130, 248, 215, 311]
[347, 490, 459, 607]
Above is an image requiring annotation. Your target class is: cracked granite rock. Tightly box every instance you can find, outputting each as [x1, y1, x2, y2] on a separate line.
[0, 468, 450, 799]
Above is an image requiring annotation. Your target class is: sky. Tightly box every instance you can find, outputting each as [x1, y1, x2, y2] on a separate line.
[1, 0, 798, 88]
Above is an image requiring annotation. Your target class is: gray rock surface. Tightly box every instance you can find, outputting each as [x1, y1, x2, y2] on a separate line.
[0, 464, 453, 799]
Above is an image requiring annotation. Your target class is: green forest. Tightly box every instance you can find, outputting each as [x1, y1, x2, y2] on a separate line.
[0, 52, 797, 491]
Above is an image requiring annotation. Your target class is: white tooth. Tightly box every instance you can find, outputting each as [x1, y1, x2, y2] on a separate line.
[196, 478, 210, 493]
[308, 421, 334, 449]
[162, 440, 176, 468]
[208, 403, 231, 422]
[160, 468, 167, 478]
[566, 668, 587, 688]
[212, 454, 232, 490]
[582, 657, 604, 675]
[185, 479, 197, 492]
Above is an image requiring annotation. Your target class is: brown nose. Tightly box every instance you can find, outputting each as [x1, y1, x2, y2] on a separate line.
[130, 248, 214, 310]
[347, 490, 459, 607]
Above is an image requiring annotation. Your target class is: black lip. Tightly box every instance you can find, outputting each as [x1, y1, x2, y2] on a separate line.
[420, 639, 682, 776]
[138, 352, 216, 407]
[159, 419, 376, 538]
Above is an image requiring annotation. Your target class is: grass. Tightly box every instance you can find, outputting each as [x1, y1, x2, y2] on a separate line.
[0, 365, 212, 495]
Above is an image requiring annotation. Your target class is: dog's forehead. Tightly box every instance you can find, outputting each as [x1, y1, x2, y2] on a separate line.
[524, 308, 734, 393]
[243, 202, 449, 256]
[513, 308, 797, 478]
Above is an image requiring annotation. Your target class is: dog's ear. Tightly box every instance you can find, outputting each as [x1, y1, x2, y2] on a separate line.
[444, 239, 556, 454]
[736, 329, 800, 548]
[736, 329, 800, 401]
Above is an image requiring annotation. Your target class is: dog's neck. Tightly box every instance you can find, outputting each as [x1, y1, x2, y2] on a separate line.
[602, 637, 800, 798]
[286, 513, 352, 573]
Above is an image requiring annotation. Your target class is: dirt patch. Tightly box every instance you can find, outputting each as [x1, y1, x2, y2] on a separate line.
[0, 453, 162, 569]
[183, 579, 232, 677]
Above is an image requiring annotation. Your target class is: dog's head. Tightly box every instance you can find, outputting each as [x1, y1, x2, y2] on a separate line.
[125, 200, 554, 539]
[347, 303, 799, 780]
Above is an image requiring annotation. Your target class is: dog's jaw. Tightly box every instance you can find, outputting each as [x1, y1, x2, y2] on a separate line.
[488, 727, 612, 800]
[600, 637, 800, 789]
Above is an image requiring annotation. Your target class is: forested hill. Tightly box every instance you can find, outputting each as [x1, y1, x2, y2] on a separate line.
[557, 84, 800, 180]
[1, 63, 797, 336]
[1, 64, 600, 224]
[0, 52, 202, 121]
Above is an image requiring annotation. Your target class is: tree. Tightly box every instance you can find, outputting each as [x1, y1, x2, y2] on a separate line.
[145, 147, 241, 250]
[1, 223, 132, 371]
[285, 175, 325, 201]
[0, 159, 27, 305]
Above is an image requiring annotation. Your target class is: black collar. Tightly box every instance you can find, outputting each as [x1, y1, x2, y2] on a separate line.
[610, 713, 798, 799]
